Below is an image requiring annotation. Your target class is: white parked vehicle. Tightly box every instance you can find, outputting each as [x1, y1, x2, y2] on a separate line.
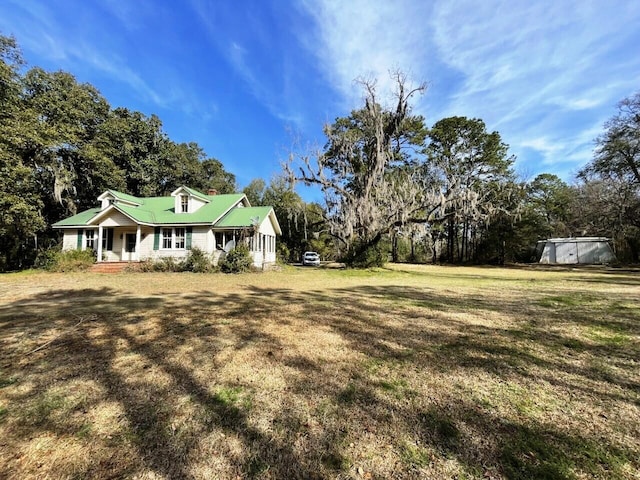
[302, 251, 320, 266]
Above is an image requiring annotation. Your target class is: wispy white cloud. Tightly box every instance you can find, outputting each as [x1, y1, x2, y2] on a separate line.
[191, 0, 306, 126]
[430, 1, 639, 118]
[0, 1, 195, 113]
[429, 0, 640, 175]
[227, 40, 304, 125]
[298, 0, 640, 179]
[297, 0, 433, 108]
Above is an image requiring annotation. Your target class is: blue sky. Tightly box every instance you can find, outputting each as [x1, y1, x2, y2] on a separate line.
[2, 0, 639, 198]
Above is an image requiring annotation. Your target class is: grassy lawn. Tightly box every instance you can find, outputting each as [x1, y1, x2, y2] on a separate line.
[0, 264, 638, 479]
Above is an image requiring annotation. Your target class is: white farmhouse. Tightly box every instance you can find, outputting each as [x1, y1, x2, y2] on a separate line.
[53, 186, 281, 268]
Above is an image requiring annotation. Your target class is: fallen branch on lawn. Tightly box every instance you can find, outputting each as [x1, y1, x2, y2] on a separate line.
[25, 314, 98, 356]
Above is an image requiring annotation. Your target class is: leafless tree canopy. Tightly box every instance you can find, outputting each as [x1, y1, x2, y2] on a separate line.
[287, 74, 437, 255]
[286, 73, 520, 265]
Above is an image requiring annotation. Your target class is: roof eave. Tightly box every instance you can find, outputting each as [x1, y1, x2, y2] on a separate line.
[269, 209, 282, 235]
[97, 190, 141, 206]
[171, 185, 210, 203]
[88, 205, 155, 227]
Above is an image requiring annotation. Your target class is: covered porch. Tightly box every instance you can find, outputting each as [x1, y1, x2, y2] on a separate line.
[94, 225, 144, 262]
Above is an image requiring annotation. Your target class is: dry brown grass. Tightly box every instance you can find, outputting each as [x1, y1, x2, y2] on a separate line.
[0, 264, 638, 479]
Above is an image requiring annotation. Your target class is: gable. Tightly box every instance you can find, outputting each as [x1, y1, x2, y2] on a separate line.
[215, 206, 282, 235]
[98, 190, 142, 209]
[170, 186, 212, 214]
[99, 209, 137, 227]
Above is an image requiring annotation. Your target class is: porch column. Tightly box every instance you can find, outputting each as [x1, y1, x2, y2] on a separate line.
[136, 225, 141, 261]
[97, 225, 103, 262]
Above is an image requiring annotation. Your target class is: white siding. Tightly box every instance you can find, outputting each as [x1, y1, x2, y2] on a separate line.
[174, 193, 186, 213]
[136, 227, 157, 259]
[102, 211, 136, 227]
[539, 239, 616, 264]
[141, 226, 212, 261]
[191, 196, 207, 211]
[247, 216, 278, 267]
[101, 195, 114, 209]
[539, 242, 555, 264]
[190, 226, 210, 251]
[103, 232, 123, 261]
[576, 241, 616, 263]
[62, 230, 79, 250]
[258, 217, 276, 236]
[174, 190, 208, 213]
[556, 242, 578, 264]
[206, 228, 215, 252]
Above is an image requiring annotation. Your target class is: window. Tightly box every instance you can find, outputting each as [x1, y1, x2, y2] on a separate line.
[161, 228, 186, 249]
[85, 230, 95, 249]
[215, 232, 224, 249]
[162, 228, 172, 249]
[175, 228, 185, 249]
[102, 228, 113, 251]
[181, 195, 188, 213]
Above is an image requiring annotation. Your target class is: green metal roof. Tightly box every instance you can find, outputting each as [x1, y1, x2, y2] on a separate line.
[52, 208, 103, 227]
[108, 190, 143, 205]
[180, 186, 210, 202]
[215, 206, 274, 228]
[114, 193, 244, 225]
[53, 191, 249, 227]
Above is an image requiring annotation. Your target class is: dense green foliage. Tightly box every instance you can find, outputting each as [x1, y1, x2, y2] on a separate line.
[182, 247, 215, 273]
[34, 247, 95, 272]
[219, 243, 253, 273]
[136, 248, 215, 273]
[0, 35, 236, 271]
[292, 77, 521, 266]
[577, 92, 640, 262]
[426, 116, 518, 264]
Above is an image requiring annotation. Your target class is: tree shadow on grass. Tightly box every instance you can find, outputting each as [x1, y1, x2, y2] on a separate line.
[0, 288, 335, 479]
[0, 280, 638, 479]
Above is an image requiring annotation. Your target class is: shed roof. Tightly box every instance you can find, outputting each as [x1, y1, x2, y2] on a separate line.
[538, 237, 611, 243]
[216, 206, 274, 229]
[52, 208, 102, 227]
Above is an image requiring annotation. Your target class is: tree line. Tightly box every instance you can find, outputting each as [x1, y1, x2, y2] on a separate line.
[1, 33, 638, 270]
[0, 35, 236, 270]
[286, 74, 640, 266]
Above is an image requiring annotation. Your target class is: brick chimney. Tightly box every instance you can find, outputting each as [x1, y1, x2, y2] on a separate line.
[208, 188, 218, 195]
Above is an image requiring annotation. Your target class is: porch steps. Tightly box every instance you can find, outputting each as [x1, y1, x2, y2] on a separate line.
[90, 262, 136, 273]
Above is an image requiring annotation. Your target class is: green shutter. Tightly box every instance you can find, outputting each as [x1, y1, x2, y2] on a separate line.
[77, 229, 84, 249]
[153, 227, 160, 250]
[186, 227, 192, 250]
[106, 228, 114, 251]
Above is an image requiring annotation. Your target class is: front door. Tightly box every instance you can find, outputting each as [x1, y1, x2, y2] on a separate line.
[124, 233, 136, 261]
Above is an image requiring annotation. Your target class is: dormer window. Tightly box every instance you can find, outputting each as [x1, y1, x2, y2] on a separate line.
[181, 195, 188, 213]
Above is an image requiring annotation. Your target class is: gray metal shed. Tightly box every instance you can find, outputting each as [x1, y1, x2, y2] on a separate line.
[536, 237, 616, 264]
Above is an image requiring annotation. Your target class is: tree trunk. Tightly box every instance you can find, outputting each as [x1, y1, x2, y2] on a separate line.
[391, 230, 398, 263]
[410, 234, 415, 262]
